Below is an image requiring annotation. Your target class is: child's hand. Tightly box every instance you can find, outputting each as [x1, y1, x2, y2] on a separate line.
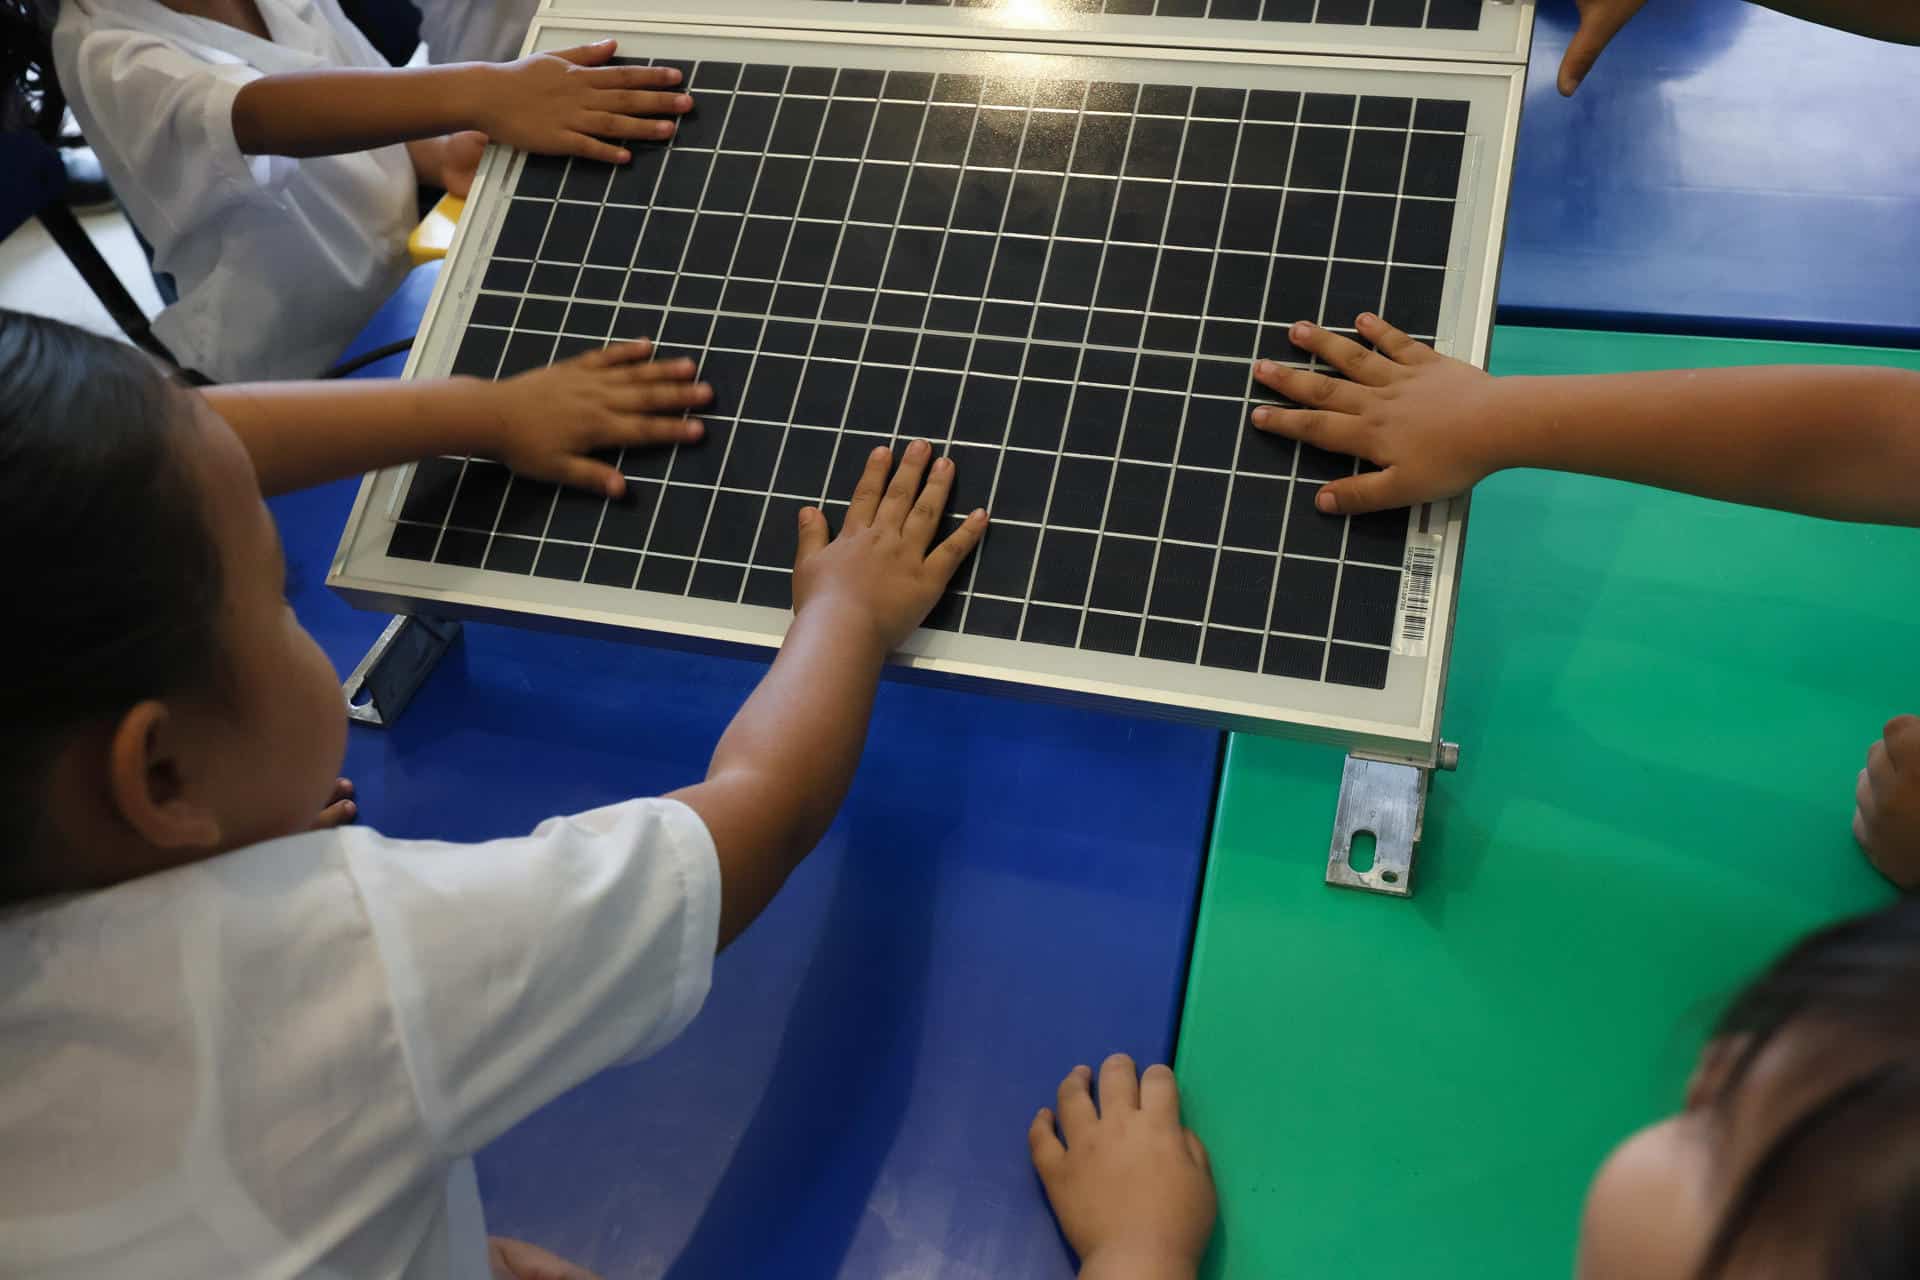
[474, 41, 692, 165]
[1251, 313, 1508, 516]
[489, 341, 711, 498]
[488, 1236, 603, 1280]
[1559, 0, 1651, 95]
[439, 130, 489, 198]
[310, 777, 356, 830]
[1029, 1055, 1217, 1280]
[792, 441, 987, 653]
[1855, 715, 1920, 890]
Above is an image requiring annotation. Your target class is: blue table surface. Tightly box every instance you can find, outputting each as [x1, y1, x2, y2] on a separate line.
[1503, 0, 1920, 347]
[287, 264, 1221, 1276]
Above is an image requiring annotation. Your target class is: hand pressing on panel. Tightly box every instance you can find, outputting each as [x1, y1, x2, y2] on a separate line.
[1251, 314, 1506, 516]
[1856, 715, 1920, 891]
[475, 42, 694, 164]
[489, 340, 713, 498]
[794, 440, 988, 654]
[1030, 1055, 1217, 1280]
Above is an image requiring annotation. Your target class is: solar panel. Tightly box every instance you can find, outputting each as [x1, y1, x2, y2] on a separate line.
[554, 0, 1533, 63]
[811, 0, 1486, 33]
[331, 20, 1521, 755]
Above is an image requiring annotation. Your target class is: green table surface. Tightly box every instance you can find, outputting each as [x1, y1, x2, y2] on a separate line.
[1175, 327, 1920, 1279]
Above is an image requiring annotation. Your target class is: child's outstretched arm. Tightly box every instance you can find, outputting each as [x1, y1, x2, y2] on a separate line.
[201, 340, 711, 498]
[669, 442, 986, 947]
[1029, 1055, 1218, 1280]
[1559, 1, 1920, 95]
[230, 39, 690, 164]
[1252, 314, 1920, 526]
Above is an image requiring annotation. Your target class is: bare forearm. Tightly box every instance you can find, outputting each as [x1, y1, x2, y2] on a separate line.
[674, 605, 888, 947]
[1486, 367, 1920, 524]
[232, 64, 486, 156]
[1755, 0, 1920, 42]
[1080, 1251, 1198, 1280]
[202, 379, 500, 495]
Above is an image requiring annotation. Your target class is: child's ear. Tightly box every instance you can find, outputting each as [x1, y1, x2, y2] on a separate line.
[106, 701, 223, 850]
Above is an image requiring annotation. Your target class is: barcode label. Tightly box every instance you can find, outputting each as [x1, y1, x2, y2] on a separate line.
[1392, 533, 1443, 658]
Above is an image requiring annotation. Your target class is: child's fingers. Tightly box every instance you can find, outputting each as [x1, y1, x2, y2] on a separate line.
[1250, 405, 1367, 458]
[555, 456, 626, 499]
[1355, 312, 1435, 366]
[1140, 1063, 1181, 1122]
[1098, 1053, 1141, 1112]
[581, 111, 677, 142]
[877, 439, 932, 530]
[1858, 767, 1879, 820]
[609, 380, 711, 412]
[1057, 1065, 1098, 1141]
[842, 446, 893, 532]
[1314, 468, 1408, 517]
[1288, 321, 1394, 386]
[903, 456, 953, 549]
[924, 509, 987, 581]
[580, 61, 684, 90]
[1869, 739, 1899, 800]
[794, 506, 830, 569]
[621, 356, 699, 382]
[310, 797, 358, 830]
[1855, 806, 1874, 850]
[559, 132, 632, 165]
[605, 414, 703, 446]
[578, 339, 653, 368]
[1184, 1128, 1212, 1173]
[549, 39, 617, 67]
[592, 88, 695, 117]
[1256, 363, 1366, 414]
[1558, 0, 1644, 96]
[1028, 1108, 1067, 1175]
[1884, 714, 1920, 769]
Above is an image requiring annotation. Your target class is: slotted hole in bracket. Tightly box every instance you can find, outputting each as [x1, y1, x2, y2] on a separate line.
[1381, 868, 1400, 885]
[348, 684, 374, 710]
[1348, 830, 1377, 874]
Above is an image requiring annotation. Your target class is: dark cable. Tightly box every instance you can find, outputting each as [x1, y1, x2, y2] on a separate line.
[323, 336, 414, 379]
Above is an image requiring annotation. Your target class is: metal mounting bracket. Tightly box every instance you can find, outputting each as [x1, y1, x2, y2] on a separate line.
[342, 615, 461, 727]
[1326, 743, 1458, 897]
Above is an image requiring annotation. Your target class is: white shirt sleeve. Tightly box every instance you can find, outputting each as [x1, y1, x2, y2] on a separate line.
[342, 798, 721, 1157]
[57, 30, 291, 238]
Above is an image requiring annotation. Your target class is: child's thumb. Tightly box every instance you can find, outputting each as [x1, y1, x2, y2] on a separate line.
[794, 506, 830, 567]
[1315, 469, 1406, 517]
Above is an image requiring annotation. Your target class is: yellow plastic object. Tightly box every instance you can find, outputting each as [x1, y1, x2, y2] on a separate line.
[407, 194, 464, 265]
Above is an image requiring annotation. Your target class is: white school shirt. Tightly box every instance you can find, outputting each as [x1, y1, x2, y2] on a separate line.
[54, 0, 418, 382]
[0, 798, 720, 1279]
[416, 0, 537, 64]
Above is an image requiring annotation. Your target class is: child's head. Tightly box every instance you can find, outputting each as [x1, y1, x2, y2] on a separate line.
[1579, 900, 1920, 1278]
[0, 310, 344, 905]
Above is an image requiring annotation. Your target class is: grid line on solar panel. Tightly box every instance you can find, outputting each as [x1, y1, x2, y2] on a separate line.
[809, 0, 1485, 34]
[394, 56, 1468, 689]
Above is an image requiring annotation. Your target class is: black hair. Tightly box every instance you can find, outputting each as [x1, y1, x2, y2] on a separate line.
[1697, 899, 1920, 1277]
[0, 310, 224, 903]
[2, 0, 62, 140]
